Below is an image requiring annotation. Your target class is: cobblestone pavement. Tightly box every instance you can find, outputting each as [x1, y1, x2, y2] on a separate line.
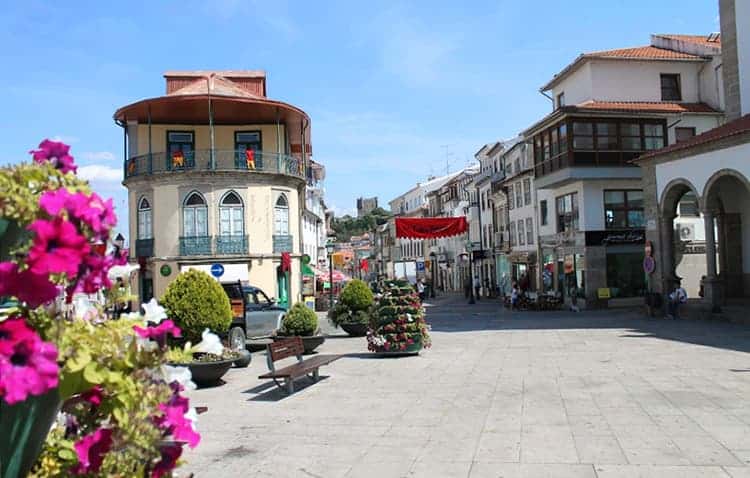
[182, 294, 750, 477]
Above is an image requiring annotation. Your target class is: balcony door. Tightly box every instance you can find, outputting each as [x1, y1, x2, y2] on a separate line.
[183, 192, 208, 238]
[167, 131, 194, 170]
[219, 191, 244, 237]
[235, 131, 262, 169]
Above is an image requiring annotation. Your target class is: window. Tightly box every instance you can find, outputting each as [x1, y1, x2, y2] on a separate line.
[604, 190, 645, 229]
[523, 178, 531, 205]
[514, 158, 521, 174]
[675, 127, 696, 143]
[556, 192, 579, 233]
[559, 123, 568, 153]
[678, 192, 700, 217]
[518, 220, 525, 246]
[551, 128, 559, 156]
[526, 217, 534, 245]
[543, 134, 550, 161]
[540, 200, 548, 226]
[183, 192, 208, 237]
[557, 92, 565, 108]
[235, 131, 262, 168]
[167, 131, 194, 168]
[274, 193, 290, 235]
[596, 123, 618, 150]
[137, 197, 152, 240]
[515, 182, 523, 208]
[572, 122, 594, 150]
[219, 191, 244, 236]
[534, 136, 543, 165]
[644, 123, 665, 150]
[509, 222, 516, 246]
[621, 123, 642, 150]
[660, 74, 681, 101]
[508, 184, 514, 209]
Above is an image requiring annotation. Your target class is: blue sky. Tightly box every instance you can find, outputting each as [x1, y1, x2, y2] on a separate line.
[1, 0, 717, 230]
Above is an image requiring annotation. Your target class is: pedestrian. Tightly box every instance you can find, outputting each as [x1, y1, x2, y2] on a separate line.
[569, 284, 579, 312]
[417, 279, 426, 303]
[510, 281, 519, 311]
[473, 275, 481, 301]
[667, 281, 687, 319]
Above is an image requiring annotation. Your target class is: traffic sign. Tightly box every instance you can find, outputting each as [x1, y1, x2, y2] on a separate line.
[210, 263, 225, 278]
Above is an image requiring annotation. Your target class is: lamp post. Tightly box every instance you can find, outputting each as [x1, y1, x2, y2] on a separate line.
[467, 240, 476, 304]
[429, 252, 437, 298]
[326, 240, 335, 310]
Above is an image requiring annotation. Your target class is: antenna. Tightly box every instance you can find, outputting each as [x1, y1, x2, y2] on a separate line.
[441, 144, 453, 175]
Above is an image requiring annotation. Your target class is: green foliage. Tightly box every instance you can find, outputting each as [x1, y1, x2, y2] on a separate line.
[340, 279, 374, 311]
[367, 279, 431, 352]
[330, 208, 391, 241]
[160, 269, 232, 343]
[279, 303, 318, 336]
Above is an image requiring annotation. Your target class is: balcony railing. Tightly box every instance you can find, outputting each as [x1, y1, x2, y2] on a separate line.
[124, 150, 304, 180]
[215, 235, 248, 255]
[272, 234, 293, 253]
[135, 238, 154, 257]
[180, 236, 212, 256]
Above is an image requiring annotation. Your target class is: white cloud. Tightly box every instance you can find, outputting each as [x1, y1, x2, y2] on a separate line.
[81, 151, 116, 162]
[51, 135, 79, 144]
[77, 164, 122, 182]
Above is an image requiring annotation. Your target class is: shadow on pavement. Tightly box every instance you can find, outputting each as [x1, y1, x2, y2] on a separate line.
[244, 376, 330, 402]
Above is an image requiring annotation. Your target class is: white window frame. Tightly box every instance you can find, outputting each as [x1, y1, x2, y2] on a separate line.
[137, 196, 153, 240]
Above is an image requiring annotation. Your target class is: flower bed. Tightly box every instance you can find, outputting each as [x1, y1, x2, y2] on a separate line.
[367, 279, 431, 354]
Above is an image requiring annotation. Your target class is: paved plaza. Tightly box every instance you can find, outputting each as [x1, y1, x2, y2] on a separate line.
[183, 295, 750, 477]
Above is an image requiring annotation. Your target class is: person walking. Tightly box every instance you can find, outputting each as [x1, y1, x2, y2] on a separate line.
[510, 281, 519, 311]
[473, 275, 481, 301]
[667, 281, 687, 319]
[417, 279, 426, 303]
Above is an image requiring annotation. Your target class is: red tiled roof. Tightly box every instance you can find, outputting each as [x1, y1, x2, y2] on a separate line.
[169, 75, 264, 99]
[568, 101, 721, 114]
[637, 114, 750, 161]
[656, 34, 721, 47]
[584, 45, 704, 60]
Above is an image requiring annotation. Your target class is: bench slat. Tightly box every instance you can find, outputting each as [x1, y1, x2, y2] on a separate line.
[268, 337, 305, 361]
[258, 354, 342, 379]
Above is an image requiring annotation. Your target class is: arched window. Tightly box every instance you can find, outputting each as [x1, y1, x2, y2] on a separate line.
[183, 191, 208, 237]
[137, 197, 152, 239]
[274, 193, 289, 235]
[219, 191, 244, 236]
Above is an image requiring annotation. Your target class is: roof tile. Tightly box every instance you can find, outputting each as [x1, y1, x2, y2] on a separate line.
[584, 45, 704, 60]
[569, 101, 720, 114]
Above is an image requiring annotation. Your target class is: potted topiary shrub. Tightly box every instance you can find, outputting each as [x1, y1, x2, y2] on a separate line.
[367, 279, 431, 355]
[275, 303, 324, 354]
[161, 269, 239, 386]
[329, 279, 373, 336]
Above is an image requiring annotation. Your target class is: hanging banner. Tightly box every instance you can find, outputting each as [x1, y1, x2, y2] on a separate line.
[395, 217, 468, 239]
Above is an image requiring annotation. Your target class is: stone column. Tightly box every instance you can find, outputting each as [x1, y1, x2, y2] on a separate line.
[660, 212, 677, 293]
[703, 210, 722, 312]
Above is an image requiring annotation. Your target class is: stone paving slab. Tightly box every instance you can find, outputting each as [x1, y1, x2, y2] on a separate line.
[181, 295, 750, 477]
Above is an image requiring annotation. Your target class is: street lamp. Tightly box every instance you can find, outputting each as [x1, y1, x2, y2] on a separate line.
[467, 241, 476, 304]
[429, 252, 437, 298]
[325, 240, 335, 310]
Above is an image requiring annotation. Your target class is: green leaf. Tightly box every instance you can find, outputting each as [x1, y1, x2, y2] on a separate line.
[58, 448, 76, 461]
[67, 350, 92, 372]
[83, 362, 105, 384]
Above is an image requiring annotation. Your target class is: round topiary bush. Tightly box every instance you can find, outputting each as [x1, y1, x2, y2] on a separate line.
[160, 269, 233, 343]
[340, 279, 374, 311]
[279, 303, 318, 337]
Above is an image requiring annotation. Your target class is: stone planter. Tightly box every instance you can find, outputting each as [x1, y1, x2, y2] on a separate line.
[0, 388, 60, 478]
[274, 335, 326, 354]
[178, 359, 234, 387]
[340, 322, 368, 337]
[233, 349, 252, 368]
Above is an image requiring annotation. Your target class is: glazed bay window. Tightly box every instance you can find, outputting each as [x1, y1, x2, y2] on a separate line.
[604, 190, 645, 229]
[515, 182, 522, 208]
[621, 123, 642, 151]
[518, 220, 525, 246]
[540, 200, 548, 226]
[556, 192, 579, 233]
[644, 123, 665, 150]
[526, 217, 534, 245]
[523, 178, 531, 205]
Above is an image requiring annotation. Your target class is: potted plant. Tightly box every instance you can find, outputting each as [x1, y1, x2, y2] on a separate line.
[328, 279, 373, 336]
[1, 139, 200, 478]
[161, 269, 239, 386]
[276, 303, 324, 354]
[367, 279, 431, 355]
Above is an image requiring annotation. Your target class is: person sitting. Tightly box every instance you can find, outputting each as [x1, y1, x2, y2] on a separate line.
[667, 281, 687, 319]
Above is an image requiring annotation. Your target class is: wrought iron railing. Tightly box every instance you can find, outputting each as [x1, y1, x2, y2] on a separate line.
[135, 238, 154, 257]
[124, 150, 304, 180]
[179, 236, 212, 256]
[215, 235, 248, 255]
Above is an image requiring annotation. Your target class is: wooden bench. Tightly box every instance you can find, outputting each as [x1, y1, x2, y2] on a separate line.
[258, 337, 341, 394]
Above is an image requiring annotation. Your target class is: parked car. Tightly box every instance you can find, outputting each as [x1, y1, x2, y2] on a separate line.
[221, 281, 286, 350]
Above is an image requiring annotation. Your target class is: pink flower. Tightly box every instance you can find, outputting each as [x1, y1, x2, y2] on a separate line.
[0, 318, 59, 405]
[134, 320, 181, 341]
[80, 385, 104, 406]
[0, 262, 60, 307]
[73, 428, 113, 474]
[73, 253, 114, 295]
[27, 218, 90, 277]
[29, 139, 77, 174]
[40, 190, 116, 239]
[151, 443, 183, 478]
[155, 387, 200, 448]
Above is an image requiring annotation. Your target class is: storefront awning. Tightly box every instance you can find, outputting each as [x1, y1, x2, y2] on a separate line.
[395, 217, 468, 239]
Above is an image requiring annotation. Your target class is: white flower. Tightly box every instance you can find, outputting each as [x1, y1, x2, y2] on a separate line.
[192, 329, 223, 355]
[141, 298, 167, 324]
[161, 364, 197, 391]
[135, 335, 158, 352]
[107, 263, 140, 280]
[185, 407, 199, 424]
[72, 295, 98, 321]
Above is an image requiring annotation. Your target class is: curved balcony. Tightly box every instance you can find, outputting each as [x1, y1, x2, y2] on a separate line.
[124, 150, 304, 181]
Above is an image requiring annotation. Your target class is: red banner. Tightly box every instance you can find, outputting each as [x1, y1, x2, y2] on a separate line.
[395, 217, 468, 239]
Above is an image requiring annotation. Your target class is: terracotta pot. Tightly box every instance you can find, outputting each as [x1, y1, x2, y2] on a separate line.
[0, 388, 60, 478]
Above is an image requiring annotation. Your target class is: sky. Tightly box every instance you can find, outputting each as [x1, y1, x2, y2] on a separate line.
[0, 0, 718, 231]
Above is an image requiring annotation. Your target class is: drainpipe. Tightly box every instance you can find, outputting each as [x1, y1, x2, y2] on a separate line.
[540, 90, 554, 109]
[206, 74, 215, 170]
[147, 105, 152, 174]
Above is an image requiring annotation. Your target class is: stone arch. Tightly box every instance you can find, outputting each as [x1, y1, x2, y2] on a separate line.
[702, 168, 750, 208]
[659, 178, 702, 218]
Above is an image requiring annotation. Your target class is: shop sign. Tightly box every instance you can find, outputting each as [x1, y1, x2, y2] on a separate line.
[585, 230, 645, 246]
[575, 255, 585, 271]
[472, 249, 488, 260]
[597, 288, 611, 299]
[564, 255, 575, 274]
[159, 264, 172, 277]
[416, 261, 426, 272]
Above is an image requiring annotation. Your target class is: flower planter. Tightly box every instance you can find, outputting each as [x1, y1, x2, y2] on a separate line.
[233, 349, 252, 368]
[340, 322, 368, 337]
[0, 388, 60, 478]
[274, 335, 325, 354]
[372, 337, 423, 356]
[179, 359, 234, 387]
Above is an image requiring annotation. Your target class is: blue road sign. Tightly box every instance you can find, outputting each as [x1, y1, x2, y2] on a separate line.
[210, 263, 225, 278]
